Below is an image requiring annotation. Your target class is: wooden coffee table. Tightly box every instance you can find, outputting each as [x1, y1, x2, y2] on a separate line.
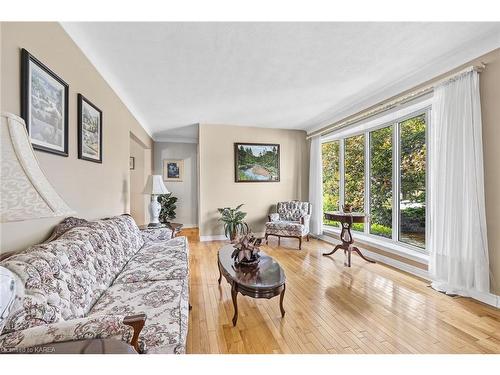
[217, 244, 286, 326]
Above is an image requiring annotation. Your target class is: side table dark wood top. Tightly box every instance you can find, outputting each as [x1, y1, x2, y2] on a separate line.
[166, 222, 183, 238]
[322, 211, 375, 267]
[217, 244, 286, 326]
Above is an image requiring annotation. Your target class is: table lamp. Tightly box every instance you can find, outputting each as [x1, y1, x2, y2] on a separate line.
[143, 175, 169, 227]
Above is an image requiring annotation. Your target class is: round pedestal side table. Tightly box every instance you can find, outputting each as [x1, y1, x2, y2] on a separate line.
[322, 211, 376, 267]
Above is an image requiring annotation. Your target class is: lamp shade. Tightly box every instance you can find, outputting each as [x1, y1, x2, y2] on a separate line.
[0, 112, 75, 222]
[143, 175, 169, 195]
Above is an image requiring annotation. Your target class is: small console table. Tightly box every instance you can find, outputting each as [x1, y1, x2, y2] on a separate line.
[322, 211, 375, 267]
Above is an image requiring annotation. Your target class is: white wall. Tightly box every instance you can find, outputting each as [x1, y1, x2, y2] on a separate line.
[153, 142, 198, 227]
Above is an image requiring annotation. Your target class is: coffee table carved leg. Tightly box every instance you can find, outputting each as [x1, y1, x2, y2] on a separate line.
[231, 285, 238, 326]
[279, 284, 286, 317]
[323, 244, 342, 256]
[352, 246, 376, 263]
[217, 261, 222, 284]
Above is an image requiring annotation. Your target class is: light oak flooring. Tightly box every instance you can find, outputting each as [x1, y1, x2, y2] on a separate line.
[182, 230, 500, 354]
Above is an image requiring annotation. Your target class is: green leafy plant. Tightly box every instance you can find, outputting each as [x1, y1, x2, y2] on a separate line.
[157, 193, 178, 223]
[217, 204, 249, 240]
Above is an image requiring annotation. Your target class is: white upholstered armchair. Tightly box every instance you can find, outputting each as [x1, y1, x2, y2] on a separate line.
[265, 200, 312, 249]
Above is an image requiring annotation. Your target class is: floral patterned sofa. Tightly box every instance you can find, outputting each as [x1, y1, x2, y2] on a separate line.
[0, 215, 189, 354]
[265, 200, 311, 249]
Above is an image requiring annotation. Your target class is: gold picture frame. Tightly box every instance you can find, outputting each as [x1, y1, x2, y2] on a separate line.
[163, 159, 184, 182]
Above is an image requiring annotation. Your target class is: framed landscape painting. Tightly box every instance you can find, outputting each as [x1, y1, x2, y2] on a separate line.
[234, 143, 280, 182]
[77, 94, 103, 163]
[21, 49, 69, 156]
[163, 159, 184, 181]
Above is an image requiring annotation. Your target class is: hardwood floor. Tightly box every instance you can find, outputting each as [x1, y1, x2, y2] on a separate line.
[184, 231, 500, 354]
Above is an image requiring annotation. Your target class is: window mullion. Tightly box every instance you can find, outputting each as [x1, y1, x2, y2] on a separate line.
[339, 138, 345, 213]
[392, 122, 400, 241]
[364, 132, 370, 234]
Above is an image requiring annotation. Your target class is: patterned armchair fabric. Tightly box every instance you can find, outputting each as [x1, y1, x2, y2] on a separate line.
[265, 201, 312, 249]
[0, 215, 189, 354]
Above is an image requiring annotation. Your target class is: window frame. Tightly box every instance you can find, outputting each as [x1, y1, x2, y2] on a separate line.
[321, 106, 431, 254]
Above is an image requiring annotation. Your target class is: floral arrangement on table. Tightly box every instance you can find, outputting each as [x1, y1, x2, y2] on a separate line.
[231, 232, 262, 266]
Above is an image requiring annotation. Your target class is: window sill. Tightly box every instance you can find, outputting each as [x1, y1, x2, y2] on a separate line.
[322, 225, 429, 265]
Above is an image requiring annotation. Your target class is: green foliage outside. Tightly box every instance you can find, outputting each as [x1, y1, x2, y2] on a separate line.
[321, 115, 426, 247]
[344, 134, 365, 231]
[369, 126, 393, 238]
[157, 193, 178, 223]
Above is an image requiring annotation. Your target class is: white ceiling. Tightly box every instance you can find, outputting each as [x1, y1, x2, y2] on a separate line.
[61, 22, 500, 139]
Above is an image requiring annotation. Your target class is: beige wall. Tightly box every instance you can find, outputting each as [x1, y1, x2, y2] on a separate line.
[154, 142, 199, 227]
[480, 49, 500, 295]
[129, 135, 151, 226]
[199, 124, 308, 237]
[0, 22, 153, 253]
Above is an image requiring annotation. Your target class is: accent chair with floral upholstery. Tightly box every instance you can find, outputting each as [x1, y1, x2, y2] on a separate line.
[265, 200, 312, 249]
[0, 215, 189, 354]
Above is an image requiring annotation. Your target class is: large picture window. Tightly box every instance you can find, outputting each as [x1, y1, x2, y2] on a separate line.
[321, 109, 428, 253]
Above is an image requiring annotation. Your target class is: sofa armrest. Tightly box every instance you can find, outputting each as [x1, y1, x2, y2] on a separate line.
[268, 213, 280, 222]
[140, 227, 173, 243]
[0, 315, 137, 353]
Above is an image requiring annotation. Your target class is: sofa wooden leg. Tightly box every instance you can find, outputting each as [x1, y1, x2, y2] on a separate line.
[265, 234, 268, 244]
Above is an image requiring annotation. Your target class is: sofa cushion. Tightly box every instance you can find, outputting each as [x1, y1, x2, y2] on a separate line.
[113, 237, 189, 284]
[277, 201, 310, 221]
[88, 279, 188, 354]
[265, 221, 306, 237]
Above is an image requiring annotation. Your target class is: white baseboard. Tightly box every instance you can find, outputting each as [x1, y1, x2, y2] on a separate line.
[199, 234, 228, 241]
[315, 234, 500, 309]
[199, 232, 265, 242]
[182, 224, 198, 229]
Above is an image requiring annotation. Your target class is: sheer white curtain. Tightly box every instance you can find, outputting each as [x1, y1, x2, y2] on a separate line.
[309, 135, 323, 236]
[429, 69, 490, 296]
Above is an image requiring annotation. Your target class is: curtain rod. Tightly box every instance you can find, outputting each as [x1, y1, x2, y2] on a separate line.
[306, 63, 486, 140]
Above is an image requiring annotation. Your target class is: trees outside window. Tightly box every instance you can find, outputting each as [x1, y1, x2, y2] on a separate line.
[369, 126, 392, 238]
[322, 141, 340, 226]
[399, 115, 426, 248]
[344, 134, 365, 232]
[321, 110, 428, 252]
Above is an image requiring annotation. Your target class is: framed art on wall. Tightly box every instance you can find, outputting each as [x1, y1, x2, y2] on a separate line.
[163, 159, 184, 181]
[21, 48, 69, 156]
[77, 94, 103, 163]
[234, 142, 280, 182]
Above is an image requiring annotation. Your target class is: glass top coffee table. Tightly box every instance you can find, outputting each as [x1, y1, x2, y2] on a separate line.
[217, 244, 286, 326]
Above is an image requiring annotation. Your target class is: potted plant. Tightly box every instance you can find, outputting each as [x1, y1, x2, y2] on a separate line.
[217, 204, 249, 240]
[157, 193, 178, 224]
[231, 233, 262, 266]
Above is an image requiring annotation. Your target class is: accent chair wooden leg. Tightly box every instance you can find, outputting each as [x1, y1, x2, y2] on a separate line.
[279, 284, 286, 317]
[298, 237, 302, 250]
[265, 233, 268, 244]
[306, 234, 310, 241]
[278, 236, 280, 246]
